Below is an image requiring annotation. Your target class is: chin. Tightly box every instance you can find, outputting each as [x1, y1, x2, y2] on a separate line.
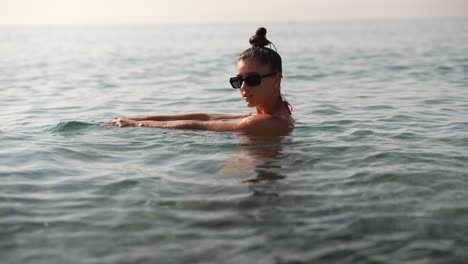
[245, 101, 256, 108]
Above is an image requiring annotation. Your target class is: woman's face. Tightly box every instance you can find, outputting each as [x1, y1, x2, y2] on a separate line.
[236, 59, 280, 108]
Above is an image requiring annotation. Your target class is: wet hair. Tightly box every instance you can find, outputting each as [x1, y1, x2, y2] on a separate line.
[238, 27, 282, 73]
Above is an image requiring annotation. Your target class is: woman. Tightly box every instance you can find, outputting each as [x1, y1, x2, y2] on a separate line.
[107, 27, 294, 136]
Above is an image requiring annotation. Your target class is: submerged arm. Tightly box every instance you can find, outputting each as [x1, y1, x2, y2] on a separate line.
[110, 114, 292, 135]
[125, 112, 252, 121]
[137, 120, 239, 131]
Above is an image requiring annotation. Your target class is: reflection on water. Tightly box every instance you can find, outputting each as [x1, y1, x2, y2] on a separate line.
[219, 134, 297, 183]
[185, 134, 300, 212]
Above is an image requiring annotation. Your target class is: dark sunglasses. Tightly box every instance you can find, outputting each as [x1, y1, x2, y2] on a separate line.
[229, 72, 277, 89]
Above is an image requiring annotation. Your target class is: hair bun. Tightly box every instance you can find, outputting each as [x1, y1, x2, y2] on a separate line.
[249, 27, 271, 48]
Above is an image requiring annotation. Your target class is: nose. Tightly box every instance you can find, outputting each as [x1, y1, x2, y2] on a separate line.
[240, 80, 249, 91]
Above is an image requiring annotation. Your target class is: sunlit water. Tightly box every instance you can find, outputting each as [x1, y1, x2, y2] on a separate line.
[1, 18, 468, 263]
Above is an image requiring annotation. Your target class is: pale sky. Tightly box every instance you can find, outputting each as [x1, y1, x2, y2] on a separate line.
[1, 0, 467, 26]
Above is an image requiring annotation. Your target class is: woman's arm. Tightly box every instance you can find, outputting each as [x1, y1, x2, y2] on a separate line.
[109, 114, 292, 135]
[125, 112, 253, 121]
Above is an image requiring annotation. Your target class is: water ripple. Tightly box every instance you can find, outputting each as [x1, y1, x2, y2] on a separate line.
[2, 19, 468, 264]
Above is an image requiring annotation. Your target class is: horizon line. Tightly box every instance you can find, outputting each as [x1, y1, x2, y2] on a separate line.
[1, 15, 466, 28]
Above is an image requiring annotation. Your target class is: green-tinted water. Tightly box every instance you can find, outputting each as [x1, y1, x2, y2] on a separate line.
[1, 18, 468, 263]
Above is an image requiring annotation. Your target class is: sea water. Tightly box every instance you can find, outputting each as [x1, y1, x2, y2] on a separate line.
[1, 17, 468, 263]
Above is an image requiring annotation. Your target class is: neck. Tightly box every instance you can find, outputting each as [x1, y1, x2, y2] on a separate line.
[256, 96, 283, 115]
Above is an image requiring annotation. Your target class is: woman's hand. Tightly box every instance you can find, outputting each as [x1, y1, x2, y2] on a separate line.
[105, 118, 139, 127]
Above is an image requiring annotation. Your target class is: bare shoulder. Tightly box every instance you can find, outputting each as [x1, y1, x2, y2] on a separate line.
[238, 114, 294, 135]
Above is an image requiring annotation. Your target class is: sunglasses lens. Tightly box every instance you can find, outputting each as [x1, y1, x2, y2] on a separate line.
[244, 74, 261, 86]
[229, 77, 241, 89]
[229, 73, 266, 89]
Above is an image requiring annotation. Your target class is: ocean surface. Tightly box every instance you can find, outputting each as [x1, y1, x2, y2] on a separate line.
[1, 17, 468, 263]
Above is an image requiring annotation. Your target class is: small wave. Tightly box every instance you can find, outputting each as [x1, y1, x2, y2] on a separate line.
[349, 129, 378, 137]
[53, 121, 97, 133]
[435, 65, 454, 73]
[313, 109, 341, 115]
[389, 131, 420, 140]
[364, 105, 397, 110]
[387, 64, 410, 71]
[378, 114, 418, 122]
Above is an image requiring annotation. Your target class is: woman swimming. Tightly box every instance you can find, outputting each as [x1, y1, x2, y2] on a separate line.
[107, 27, 294, 136]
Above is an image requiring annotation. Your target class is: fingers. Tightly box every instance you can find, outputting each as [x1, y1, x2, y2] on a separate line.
[104, 118, 124, 127]
[104, 117, 137, 128]
[116, 118, 126, 127]
[114, 118, 135, 127]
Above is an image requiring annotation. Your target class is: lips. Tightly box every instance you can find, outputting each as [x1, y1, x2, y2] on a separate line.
[243, 94, 253, 100]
